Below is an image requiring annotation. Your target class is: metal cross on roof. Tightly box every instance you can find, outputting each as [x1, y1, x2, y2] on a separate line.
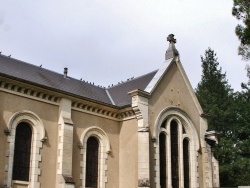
[167, 34, 176, 44]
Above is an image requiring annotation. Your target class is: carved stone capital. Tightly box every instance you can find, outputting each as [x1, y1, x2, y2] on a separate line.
[128, 90, 149, 128]
[138, 178, 150, 187]
[4, 128, 10, 136]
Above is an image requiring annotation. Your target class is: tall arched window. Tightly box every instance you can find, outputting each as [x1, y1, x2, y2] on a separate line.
[183, 139, 190, 188]
[86, 136, 99, 188]
[170, 120, 179, 188]
[154, 108, 199, 188]
[12, 122, 32, 181]
[6, 111, 45, 188]
[80, 126, 110, 188]
[159, 133, 167, 188]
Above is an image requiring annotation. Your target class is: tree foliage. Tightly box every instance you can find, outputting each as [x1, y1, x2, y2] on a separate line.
[230, 67, 250, 185]
[196, 48, 234, 134]
[232, 0, 250, 60]
[196, 48, 250, 186]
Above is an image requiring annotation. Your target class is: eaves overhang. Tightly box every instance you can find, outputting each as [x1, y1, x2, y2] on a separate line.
[0, 73, 132, 110]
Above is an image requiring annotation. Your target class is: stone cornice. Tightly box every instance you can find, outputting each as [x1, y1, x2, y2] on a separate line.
[72, 101, 135, 121]
[128, 89, 150, 98]
[0, 80, 60, 105]
[0, 79, 135, 121]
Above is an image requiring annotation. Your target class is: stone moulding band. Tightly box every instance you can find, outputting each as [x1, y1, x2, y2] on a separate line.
[72, 101, 135, 121]
[0, 80, 136, 121]
[0, 80, 60, 104]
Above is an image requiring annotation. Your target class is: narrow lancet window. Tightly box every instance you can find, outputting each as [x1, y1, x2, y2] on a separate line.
[86, 136, 99, 188]
[159, 133, 167, 188]
[13, 122, 32, 181]
[170, 120, 179, 188]
[183, 139, 190, 188]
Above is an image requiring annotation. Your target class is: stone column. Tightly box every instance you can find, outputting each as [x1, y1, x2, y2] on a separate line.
[129, 90, 150, 188]
[57, 98, 75, 188]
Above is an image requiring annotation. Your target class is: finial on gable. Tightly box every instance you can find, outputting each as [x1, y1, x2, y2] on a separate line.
[165, 34, 179, 60]
[167, 34, 176, 44]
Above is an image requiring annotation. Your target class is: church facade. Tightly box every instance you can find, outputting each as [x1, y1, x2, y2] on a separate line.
[0, 35, 219, 188]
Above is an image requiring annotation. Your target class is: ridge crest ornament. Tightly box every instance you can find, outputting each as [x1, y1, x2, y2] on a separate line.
[167, 33, 176, 44]
[165, 34, 179, 60]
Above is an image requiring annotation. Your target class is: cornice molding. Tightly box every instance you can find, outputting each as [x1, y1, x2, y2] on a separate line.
[0, 80, 136, 121]
[72, 101, 135, 121]
[128, 89, 150, 98]
[0, 80, 60, 105]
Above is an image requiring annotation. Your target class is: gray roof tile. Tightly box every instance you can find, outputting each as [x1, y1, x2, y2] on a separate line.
[0, 55, 112, 104]
[107, 70, 157, 106]
[0, 55, 156, 107]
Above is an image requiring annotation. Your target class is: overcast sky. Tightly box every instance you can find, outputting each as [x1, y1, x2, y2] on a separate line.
[0, 0, 248, 91]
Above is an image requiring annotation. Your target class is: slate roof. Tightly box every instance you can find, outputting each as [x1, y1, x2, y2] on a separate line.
[107, 71, 157, 106]
[0, 55, 157, 107]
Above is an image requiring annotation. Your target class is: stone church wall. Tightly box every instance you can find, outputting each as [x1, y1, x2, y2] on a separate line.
[0, 91, 59, 187]
[119, 118, 138, 188]
[71, 109, 121, 188]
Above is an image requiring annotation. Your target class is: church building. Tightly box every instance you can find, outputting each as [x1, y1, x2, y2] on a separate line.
[0, 34, 219, 188]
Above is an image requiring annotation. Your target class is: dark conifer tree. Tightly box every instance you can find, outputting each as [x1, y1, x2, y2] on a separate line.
[231, 66, 250, 185]
[196, 48, 238, 186]
[232, 0, 250, 60]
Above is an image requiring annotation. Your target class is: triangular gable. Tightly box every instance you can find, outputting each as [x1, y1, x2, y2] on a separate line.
[144, 58, 173, 93]
[174, 58, 203, 114]
[145, 56, 203, 115]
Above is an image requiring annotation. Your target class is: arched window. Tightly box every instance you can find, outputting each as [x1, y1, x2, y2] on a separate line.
[159, 133, 167, 188]
[5, 111, 46, 188]
[86, 136, 99, 188]
[183, 139, 190, 188]
[80, 126, 111, 188]
[170, 120, 179, 188]
[154, 108, 199, 188]
[12, 122, 32, 181]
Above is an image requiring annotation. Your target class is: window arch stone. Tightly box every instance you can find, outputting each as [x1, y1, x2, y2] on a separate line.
[5, 110, 46, 188]
[153, 107, 199, 188]
[80, 126, 111, 188]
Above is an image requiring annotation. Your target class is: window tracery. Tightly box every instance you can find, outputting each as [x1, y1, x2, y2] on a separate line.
[155, 108, 199, 188]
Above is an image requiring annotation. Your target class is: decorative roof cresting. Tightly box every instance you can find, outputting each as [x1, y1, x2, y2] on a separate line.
[165, 34, 179, 60]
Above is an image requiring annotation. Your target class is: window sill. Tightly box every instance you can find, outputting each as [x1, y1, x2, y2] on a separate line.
[12, 180, 29, 185]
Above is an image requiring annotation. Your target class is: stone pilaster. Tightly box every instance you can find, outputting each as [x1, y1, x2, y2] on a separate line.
[57, 98, 75, 188]
[199, 115, 211, 188]
[129, 90, 150, 188]
[203, 144, 213, 188]
[212, 156, 220, 187]
[205, 131, 219, 188]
